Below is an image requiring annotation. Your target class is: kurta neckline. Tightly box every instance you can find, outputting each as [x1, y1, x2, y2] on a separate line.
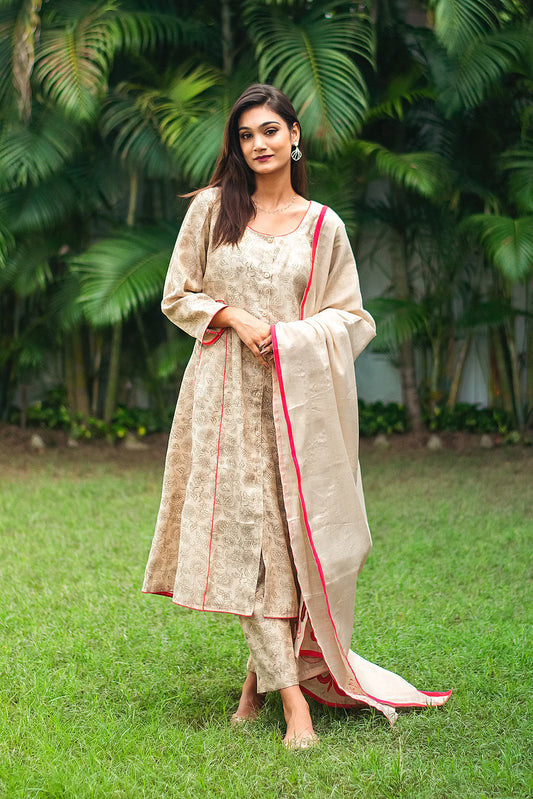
[247, 201, 312, 238]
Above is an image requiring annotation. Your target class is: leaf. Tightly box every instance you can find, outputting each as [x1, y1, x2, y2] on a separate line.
[0, 234, 56, 296]
[365, 297, 427, 350]
[428, 0, 499, 54]
[436, 28, 533, 114]
[347, 141, 452, 199]
[245, 0, 374, 155]
[101, 63, 221, 178]
[465, 214, 533, 282]
[35, 2, 118, 122]
[0, 112, 84, 189]
[153, 336, 194, 379]
[71, 225, 177, 326]
[500, 141, 533, 213]
[175, 71, 253, 185]
[34, 1, 194, 122]
[456, 299, 516, 330]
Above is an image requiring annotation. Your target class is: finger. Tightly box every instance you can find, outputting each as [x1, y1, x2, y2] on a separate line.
[252, 343, 268, 368]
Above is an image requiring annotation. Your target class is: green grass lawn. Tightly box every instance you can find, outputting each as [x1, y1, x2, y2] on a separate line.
[0, 440, 531, 799]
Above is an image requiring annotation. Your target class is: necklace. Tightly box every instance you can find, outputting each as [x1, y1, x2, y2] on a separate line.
[253, 195, 297, 214]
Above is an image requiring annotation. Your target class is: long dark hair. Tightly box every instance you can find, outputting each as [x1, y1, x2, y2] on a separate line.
[204, 84, 307, 247]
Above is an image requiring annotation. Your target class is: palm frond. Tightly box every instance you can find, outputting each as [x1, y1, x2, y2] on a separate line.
[306, 158, 358, 234]
[245, 0, 374, 155]
[0, 235, 55, 296]
[101, 63, 221, 178]
[437, 28, 533, 114]
[101, 90, 180, 179]
[49, 273, 85, 331]
[34, 1, 200, 122]
[153, 336, 195, 379]
[428, 0, 499, 55]
[7, 159, 104, 235]
[465, 213, 533, 282]
[158, 64, 223, 149]
[0, 112, 83, 189]
[71, 225, 176, 326]
[347, 141, 452, 199]
[35, 2, 117, 122]
[500, 141, 533, 213]
[175, 72, 254, 185]
[456, 298, 516, 330]
[107, 8, 200, 53]
[365, 297, 427, 350]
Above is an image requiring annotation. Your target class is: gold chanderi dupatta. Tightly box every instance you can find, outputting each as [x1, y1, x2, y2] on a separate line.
[271, 207, 452, 724]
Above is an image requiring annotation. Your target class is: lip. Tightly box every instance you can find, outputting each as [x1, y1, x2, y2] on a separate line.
[254, 155, 272, 162]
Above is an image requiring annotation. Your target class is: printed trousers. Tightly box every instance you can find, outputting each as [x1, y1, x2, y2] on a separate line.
[238, 557, 299, 694]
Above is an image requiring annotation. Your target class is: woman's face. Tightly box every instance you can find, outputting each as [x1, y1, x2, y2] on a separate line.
[237, 104, 299, 176]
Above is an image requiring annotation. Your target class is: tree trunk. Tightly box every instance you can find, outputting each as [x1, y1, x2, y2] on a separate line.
[221, 0, 234, 75]
[13, 0, 43, 122]
[446, 333, 471, 408]
[65, 327, 89, 416]
[505, 321, 525, 431]
[90, 330, 103, 416]
[104, 322, 122, 425]
[391, 230, 424, 433]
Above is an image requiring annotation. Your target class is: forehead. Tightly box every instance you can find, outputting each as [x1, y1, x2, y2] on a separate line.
[238, 104, 286, 130]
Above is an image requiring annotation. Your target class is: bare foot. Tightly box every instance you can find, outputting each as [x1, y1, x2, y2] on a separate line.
[231, 672, 266, 723]
[280, 685, 318, 748]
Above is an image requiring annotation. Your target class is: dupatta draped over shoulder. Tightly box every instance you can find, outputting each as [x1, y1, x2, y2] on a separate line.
[271, 208, 451, 723]
[143, 189, 451, 723]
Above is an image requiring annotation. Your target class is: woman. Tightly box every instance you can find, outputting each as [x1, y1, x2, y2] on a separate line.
[143, 84, 451, 749]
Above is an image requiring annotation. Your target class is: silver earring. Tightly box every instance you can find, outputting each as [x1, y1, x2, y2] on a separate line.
[291, 143, 303, 162]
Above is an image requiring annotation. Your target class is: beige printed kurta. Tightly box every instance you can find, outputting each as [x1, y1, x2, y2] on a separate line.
[143, 187, 323, 617]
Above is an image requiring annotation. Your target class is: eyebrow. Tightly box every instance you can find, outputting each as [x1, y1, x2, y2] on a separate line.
[238, 121, 281, 130]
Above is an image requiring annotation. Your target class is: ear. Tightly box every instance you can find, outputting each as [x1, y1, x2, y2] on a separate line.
[290, 122, 300, 145]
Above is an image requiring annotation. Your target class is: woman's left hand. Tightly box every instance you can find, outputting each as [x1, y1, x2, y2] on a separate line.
[258, 333, 274, 364]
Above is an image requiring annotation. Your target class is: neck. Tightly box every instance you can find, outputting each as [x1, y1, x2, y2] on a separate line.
[253, 170, 293, 204]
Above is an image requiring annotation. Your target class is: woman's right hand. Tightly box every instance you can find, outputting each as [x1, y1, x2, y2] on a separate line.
[210, 307, 272, 368]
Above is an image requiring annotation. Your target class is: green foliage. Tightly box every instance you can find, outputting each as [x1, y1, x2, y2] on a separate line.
[348, 142, 452, 198]
[71, 225, 177, 326]
[246, 0, 375, 154]
[429, 0, 500, 55]
[465, 214, 533, 282]
[10, 388, 172, 439]
[365, 298, 428, 350]
[358, 400, 408, 436]
[426, 402, 513, 433]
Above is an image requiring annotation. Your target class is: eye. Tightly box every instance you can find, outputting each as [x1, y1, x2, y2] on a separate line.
[265, 128, 279, 135]
[240, 132, 251, 141]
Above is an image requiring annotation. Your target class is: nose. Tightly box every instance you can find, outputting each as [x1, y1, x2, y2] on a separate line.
[253, 134, 267, 151]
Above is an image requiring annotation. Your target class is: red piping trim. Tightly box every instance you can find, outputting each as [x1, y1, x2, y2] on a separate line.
[141, 590, 173, 597]
[202, 304, 228, 346]
[301, 685, 452, 710]
[299, 650, 323, 658]
[300, 686, 356, 709]
[203, 328, 225, 345]
[202, 330, 228, 609]
[300, 205, 327, 319]
[173, 599, 253, 617]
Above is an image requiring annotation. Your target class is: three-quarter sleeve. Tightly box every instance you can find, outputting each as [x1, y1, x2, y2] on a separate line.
[161, 188, 227, 341]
